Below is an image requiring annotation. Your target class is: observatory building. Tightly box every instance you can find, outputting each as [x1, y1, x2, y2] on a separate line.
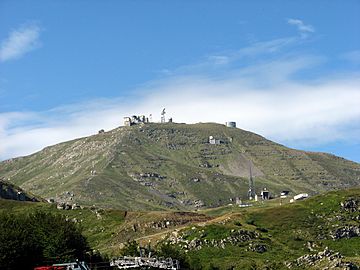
[124, 115, 149, 126]
[226, 121, 236, 128]
[209, 136, 224, 145]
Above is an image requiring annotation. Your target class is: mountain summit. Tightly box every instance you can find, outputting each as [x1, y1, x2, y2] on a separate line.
[1, 122, 359, 210]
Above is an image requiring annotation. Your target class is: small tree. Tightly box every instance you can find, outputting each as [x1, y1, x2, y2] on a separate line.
[156, 242, 189, 269]
[120, 240, 140, 256]
[0, 210, 89, 270]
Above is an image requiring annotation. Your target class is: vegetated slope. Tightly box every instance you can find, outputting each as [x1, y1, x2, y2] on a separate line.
[0, 199, 208, 254]
[163, 188, 360, 269]
[1, 186, 359, 269]
[0, 122, 359, 210]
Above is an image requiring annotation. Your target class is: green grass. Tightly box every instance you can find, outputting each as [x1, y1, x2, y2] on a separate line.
[170, 188, 360, 269]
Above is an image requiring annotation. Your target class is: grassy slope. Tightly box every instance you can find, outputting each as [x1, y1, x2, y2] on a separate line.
[0, 199, 126, 252]
[0, 123, 359, 210]
[0, 199, 209, 255]
[1, 188, 359, 269]
[183, 188, 360, 269]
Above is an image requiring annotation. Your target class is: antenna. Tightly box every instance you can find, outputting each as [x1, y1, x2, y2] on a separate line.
[161, 108, 166, 123]
[248, 161, 255, 200]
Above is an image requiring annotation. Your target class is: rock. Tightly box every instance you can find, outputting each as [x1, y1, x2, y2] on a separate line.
[287, 248, 359, 269]
[199, 162, 212, 168]
[306, 241, 317, 252]
[166, 228, 259, 251]
[248, 243, 267, 253]
[331, 225, 360, 239]
[341, 198, 359, 213]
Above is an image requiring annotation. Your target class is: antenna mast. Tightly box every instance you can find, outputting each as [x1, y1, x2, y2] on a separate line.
[161, 108, 166, 123]
[248, 161, 255, 200]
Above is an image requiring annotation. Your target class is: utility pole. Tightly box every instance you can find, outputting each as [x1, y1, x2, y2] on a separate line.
[248, 162, 255, 200]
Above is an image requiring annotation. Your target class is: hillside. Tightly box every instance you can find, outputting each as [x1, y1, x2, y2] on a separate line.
[0, 122, 359, 210]
[163, 187, 360, 269]
[1, 187, 359, 269]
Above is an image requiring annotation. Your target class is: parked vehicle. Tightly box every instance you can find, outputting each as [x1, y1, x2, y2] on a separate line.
[34, 261, 90, 270]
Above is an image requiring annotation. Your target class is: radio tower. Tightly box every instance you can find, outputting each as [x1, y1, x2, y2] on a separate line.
[248, 162, 255, 200]
[161, 108, 166, 123]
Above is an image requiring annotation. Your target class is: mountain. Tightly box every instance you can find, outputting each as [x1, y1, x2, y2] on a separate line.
[0, 122, 359, 210]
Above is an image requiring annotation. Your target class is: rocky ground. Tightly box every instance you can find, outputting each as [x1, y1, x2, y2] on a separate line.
[286, 247, 358, 270]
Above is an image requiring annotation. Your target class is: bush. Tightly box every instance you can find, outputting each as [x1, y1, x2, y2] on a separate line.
[120, 240, 140, 256]
[156, 242, 189, 269]
[186, 256, 202, 270]
[234, 221, 242, 226]
[206, 263, 220, 270]
[246, 218, 256, 225]
[256, 227, 268, 232]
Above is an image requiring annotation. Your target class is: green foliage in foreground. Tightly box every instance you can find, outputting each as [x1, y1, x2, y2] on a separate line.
[0, 211, 89, 270]
[0, 199, 126, 254]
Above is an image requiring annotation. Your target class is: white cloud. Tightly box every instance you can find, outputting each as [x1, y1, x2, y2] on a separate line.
[1, 54, 360, 161]
[207, 55, 230, 65]
[287, 18, 314, 38]
[0, 23, 41, 62]
[137, 65, 360, 147]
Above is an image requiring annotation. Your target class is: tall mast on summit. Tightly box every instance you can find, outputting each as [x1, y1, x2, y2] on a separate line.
[248, 161, 255, 200]
[161, 108, 166, 123]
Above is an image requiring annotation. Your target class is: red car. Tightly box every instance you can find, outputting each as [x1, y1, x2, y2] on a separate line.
[34, 267, 65, 270]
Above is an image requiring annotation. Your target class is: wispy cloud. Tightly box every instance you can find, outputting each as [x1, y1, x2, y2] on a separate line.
[341, 50, 360, 65]
[287, 18, 314, 38]
[207, 55, 230, 65]
[176, 37, 298, 75]
[0, 23, 41, 62]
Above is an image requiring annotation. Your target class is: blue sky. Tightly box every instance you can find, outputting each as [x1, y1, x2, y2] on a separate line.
[0, 0, 360, 162]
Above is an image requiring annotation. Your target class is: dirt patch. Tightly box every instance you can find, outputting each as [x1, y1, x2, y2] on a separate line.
[113, 211, 211, 245]
[220, 153, 263, 178]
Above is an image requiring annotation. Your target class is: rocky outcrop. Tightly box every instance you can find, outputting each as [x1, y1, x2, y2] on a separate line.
[286, 247, 358, 269]
[56, 202, 82, 210]
[331, 226, 360, 240]
[167, 229, 260, 251]
[0, 179, 38, 202]
[247, 243, 267, 253]
[341, 198, 359, 213]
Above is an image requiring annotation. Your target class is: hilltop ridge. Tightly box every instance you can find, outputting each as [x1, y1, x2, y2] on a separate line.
[0, 122, 359, 210]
